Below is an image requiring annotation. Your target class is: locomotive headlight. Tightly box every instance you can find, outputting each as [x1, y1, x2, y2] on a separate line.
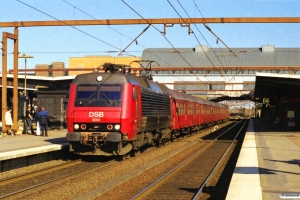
[114, 124, 120, 130]
[74, 124, 79, 130]
[96, 76, 103, 82]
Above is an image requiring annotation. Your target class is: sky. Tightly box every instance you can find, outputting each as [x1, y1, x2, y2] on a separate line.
[1, 0, 300, 70]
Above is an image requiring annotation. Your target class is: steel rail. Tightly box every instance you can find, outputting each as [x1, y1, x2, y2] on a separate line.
[0, 159, 82, 185]
[130, 121, 241, 199]
[0, 160, 116, 199]
[192, 120, 248, 199]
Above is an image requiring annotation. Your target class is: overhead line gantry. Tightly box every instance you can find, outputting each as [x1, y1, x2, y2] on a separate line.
[1, 17, 300, 28]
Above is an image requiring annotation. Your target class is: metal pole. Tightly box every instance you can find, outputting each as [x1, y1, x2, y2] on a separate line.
[24, 58, 27, 94]
[18, 54, 33, 119]
[13, 28, 18, 131]
[2, 32, 7, 133]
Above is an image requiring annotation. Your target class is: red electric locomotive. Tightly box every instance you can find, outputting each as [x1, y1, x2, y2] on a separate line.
[66, 63, 229, 156]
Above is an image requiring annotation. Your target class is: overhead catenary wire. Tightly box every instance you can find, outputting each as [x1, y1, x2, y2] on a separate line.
[16, 0, 202, 89]
[191, 0, 241, 86]
[61, 1, 186, 75]
[61, 0, 204, 89]
[168, 0, 225, 80]
[174, 0, 247, 100]
[16, 0, 222, 93]
[175, 0, 231, 82]
[16, 0, 135, 57]
[121, 0, 210, 86]
[62, 0, 135, 42]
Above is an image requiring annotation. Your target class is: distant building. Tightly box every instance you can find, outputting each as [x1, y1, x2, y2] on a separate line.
[68, 55, 141, 76]
[36, 62, 65, 77]
[141, 45, 300, 99]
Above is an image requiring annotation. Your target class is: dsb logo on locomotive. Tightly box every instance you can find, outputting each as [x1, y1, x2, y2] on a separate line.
[89, 112, 104, 117]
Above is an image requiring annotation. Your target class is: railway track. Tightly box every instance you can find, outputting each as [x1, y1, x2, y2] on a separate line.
[95, 120, 248, 199]
[130, 120, 248, 199]
[0, 157, 114, 199]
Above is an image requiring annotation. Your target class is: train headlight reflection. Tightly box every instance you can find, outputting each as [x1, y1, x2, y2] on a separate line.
[114, 124, 120, 130]
[74, 124, 79, 130]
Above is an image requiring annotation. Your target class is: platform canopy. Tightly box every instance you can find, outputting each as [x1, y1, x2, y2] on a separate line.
[254, 72, 300, 104]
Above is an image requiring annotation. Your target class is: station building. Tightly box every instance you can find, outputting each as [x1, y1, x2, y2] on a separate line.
[140, 44, 300, 100]
[68, 55, 141, 76]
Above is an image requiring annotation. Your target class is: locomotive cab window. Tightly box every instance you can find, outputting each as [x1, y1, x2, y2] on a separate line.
[75, 85, 122, 107]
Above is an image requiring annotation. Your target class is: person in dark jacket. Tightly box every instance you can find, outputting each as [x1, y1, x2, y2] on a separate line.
[38, 106, 50, 137]
[25, 105, 34, 134]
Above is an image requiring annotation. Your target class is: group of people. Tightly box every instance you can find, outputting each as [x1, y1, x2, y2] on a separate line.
[5, 105, 50, 137]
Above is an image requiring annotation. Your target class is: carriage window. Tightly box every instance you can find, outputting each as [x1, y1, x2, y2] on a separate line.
[176, 101, 185, 115]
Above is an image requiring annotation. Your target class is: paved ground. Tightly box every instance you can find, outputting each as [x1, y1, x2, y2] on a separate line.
[227, 119, 300, 200]
[0, 128, 68, 152]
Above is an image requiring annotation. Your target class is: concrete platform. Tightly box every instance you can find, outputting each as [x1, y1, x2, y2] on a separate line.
[0, 129, 69, 172]
[226, 119, 300, 200]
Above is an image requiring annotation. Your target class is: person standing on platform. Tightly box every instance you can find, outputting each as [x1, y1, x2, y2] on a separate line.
[35, 107, 41, 136]
[5, 107, 14, 136]
[38, 106, 50, 137]
[25, 105, 34, 134]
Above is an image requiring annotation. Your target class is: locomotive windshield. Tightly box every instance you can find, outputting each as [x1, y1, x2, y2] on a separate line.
[75, 85, 122, 107]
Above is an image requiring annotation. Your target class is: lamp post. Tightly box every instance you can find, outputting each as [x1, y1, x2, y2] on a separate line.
[18, 54, 33, 118]
[18, 54, 33, 94]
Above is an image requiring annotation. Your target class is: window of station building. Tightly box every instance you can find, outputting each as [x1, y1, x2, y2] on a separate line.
[212, 70, 220, 74]
[294, 71, 300, 74]
[243, 83, 254, 90]
[209, 82, 225, 90]
[283, 70, 289, 74]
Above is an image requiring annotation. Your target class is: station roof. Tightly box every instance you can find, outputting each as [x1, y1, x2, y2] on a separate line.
[254, 73, 300, 104]
[0, 74, 75, 90]
[209, 94, 253, 102]
[142, 46, 300, 67]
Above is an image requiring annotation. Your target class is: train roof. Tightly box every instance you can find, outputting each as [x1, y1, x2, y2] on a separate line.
[73, 72, 229, 108]
[73, 72, 170, 93]
[169, 90, 214, 105]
